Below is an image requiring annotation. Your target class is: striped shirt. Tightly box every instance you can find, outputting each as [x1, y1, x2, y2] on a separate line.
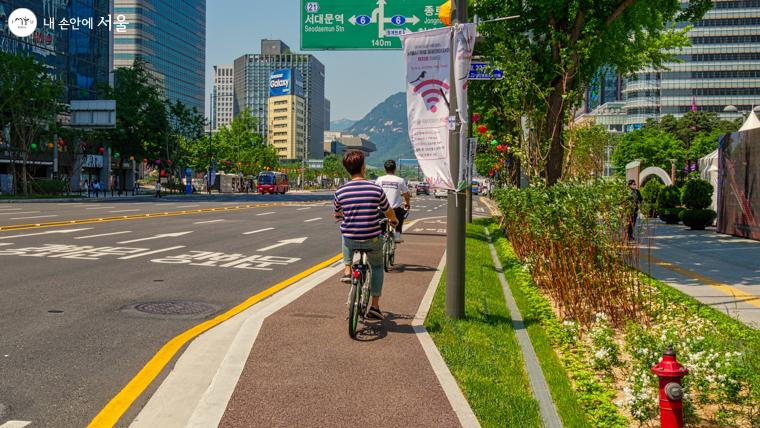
[334, 179, 390, 239]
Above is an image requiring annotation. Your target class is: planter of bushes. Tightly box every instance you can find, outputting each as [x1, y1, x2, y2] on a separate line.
[657, 185, 682, 224]
[680, 178, 717, 230]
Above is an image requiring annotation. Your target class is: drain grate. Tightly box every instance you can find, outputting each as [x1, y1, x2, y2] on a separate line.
[121, 300, 218, 319]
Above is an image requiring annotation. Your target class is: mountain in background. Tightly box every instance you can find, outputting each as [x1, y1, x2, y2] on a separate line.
[329, 118, 358, 132]
[346, 92, 412, 167]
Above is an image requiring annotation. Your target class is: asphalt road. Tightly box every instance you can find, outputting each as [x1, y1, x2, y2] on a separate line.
[0, 192, 489, 426]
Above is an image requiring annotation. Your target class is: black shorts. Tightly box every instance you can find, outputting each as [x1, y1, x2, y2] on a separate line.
[392, 207, 407, 233]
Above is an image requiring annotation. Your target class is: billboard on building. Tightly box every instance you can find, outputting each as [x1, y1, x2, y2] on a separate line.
[269, 69, 304, 97]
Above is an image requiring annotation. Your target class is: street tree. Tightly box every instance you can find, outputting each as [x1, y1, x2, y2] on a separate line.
[612, 127, 685, 173]
[473, 0, 712, 185]
[564, 124, 613, 179]
[0, 52, 64, 195]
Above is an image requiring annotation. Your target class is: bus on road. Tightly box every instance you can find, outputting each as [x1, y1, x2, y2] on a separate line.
[257, 171, 289, 194]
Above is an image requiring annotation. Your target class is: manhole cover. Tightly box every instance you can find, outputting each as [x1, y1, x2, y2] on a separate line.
[121, 300, 219, 319]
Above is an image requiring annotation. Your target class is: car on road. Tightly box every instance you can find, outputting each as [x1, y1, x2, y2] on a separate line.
[434, 188, 447, 199]
[416, 182, 430, 195]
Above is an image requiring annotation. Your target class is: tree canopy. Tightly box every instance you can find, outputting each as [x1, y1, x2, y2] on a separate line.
[472, 0, 712, 185]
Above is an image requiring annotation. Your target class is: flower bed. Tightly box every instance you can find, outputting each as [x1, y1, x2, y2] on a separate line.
[492, 181, 760, 427]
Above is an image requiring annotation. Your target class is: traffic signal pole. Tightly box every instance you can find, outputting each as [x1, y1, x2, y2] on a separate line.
[446, 0, 467, 319]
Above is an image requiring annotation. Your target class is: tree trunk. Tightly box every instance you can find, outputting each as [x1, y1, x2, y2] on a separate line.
[21, 151, 29, 195]
[545, 83, 566, 185]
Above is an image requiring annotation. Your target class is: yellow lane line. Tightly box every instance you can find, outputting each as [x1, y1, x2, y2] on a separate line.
[0, 202, 314, 232]
[88, 253, 343, 428]
[653, 258, 760, 309]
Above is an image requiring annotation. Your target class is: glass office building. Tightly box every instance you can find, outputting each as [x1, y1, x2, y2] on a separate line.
[234, 40, 326, 160]
[0, 0, 112, 102]
[113, 0, 205, 113]
[623, 0, 760, 131]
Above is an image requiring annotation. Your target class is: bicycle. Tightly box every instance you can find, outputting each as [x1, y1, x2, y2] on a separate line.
[380, 218, 395, 272]
[346, 248, 373, 339]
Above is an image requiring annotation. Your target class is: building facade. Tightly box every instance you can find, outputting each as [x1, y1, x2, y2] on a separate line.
[0, 0, 112, 102]
[623, 0, 760, 130]
[267, 94, 305, 160]
[212, 64, 234, 130]
[581, 1, 760, 133]
[234, 39, 326, 159]
[113, 0, 206, 113]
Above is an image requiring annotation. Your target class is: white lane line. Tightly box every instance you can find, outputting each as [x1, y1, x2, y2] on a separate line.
[0, 421, 32, 428]
[0, 211, 39, 216]
[296, 207, 311, 211]
[0, 208, 22, 211]
[242, 227, 275, 235]
[86, 206, 116, 210]
[177, 204, 201, 208]
[256, 212, 276, 216]
[10, 215, 58, 220]
[304, 217, 322, 223]
[75, 231, 132, 240]
[0, 228, 92, 240]
[194, 219, 226, 224]
[0, 243, 14, 247]
[109, 209, 140, 213]
[119, 245, 186, 260]
[118, 232, 193, 244]
[222, 202, 237, 205]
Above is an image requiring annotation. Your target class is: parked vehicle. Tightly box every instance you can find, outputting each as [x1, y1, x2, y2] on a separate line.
[434, 188, 447, 199]
[471, 180, 479, 195]
[257, 171, 289, 194]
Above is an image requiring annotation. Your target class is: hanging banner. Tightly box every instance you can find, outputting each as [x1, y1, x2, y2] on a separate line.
[454, 23, 476, 189]
[400, 27, 454, 190]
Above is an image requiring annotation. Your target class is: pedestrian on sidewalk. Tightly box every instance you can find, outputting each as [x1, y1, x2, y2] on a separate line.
[93, 180, 100, 198]
[155, 179, 162, 198]
[334, 151, 399, 320]
[376, 159, 411, 243]
[627, 179, 643, 241]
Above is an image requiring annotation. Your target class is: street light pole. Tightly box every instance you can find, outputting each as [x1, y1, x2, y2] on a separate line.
[446, 0, 467, 319]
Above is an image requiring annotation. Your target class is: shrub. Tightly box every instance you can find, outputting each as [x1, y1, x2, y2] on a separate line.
[657, 185, 680, 209]
[659, 207, 683, 224]
[29, 179, 67, 195]
[681, 178, 713, 210]
[640, 179, 664, 205]
[680, 209, 717, 230]
[495, 179, 645, 325]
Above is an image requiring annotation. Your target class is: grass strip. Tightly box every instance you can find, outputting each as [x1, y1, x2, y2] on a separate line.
[424, 221, 542, 427]
[487, 222, 595, 428]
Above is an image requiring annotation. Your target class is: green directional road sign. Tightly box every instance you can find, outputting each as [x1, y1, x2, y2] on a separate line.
[300, 0, 446, 50]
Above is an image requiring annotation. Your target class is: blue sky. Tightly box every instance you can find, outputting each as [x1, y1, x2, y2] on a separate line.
[206, 1, 406, 122]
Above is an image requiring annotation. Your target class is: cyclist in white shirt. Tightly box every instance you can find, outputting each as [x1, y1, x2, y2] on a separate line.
[375, 160, 411, 243]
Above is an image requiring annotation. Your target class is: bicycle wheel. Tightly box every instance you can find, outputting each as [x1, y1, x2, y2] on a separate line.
[383, 234, 392, 272]
[361, 266, 372, 317]
[347, 271, 361, 339]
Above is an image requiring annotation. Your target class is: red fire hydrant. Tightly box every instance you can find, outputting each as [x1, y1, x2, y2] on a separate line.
[651, 345, 689, 428]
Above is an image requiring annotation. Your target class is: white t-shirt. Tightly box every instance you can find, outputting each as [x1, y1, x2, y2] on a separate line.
[376, 174, 409, 209]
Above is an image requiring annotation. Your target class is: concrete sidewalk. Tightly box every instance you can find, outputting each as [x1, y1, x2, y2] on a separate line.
[641, 221, 760, 328]
[218, 228, 466, 427]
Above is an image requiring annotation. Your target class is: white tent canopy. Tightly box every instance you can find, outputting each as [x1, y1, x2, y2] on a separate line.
[738, 111, 760, 132]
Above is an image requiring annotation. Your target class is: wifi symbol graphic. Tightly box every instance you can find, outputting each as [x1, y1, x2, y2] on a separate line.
[413, 79, 450, 113]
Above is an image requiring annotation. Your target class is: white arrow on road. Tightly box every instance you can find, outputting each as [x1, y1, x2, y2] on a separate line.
[0, 228, 93, 240]
[118, 231, 193, 244]
[257, 237, 308, 252]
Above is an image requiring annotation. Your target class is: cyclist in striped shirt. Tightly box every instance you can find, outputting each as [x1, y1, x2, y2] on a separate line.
[334, 151, 399, 320]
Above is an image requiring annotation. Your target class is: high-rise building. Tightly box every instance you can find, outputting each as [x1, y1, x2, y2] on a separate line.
[0, 0, 112, 102]
[324, 98, 331, 132]
[581, 1, 760, 132]
[212, 65, 234, 130]
[234, 40, 326, 159]
[267, 69, 306, 160]
[113, 0, 206, 113]
[622, 0, 760, 131]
